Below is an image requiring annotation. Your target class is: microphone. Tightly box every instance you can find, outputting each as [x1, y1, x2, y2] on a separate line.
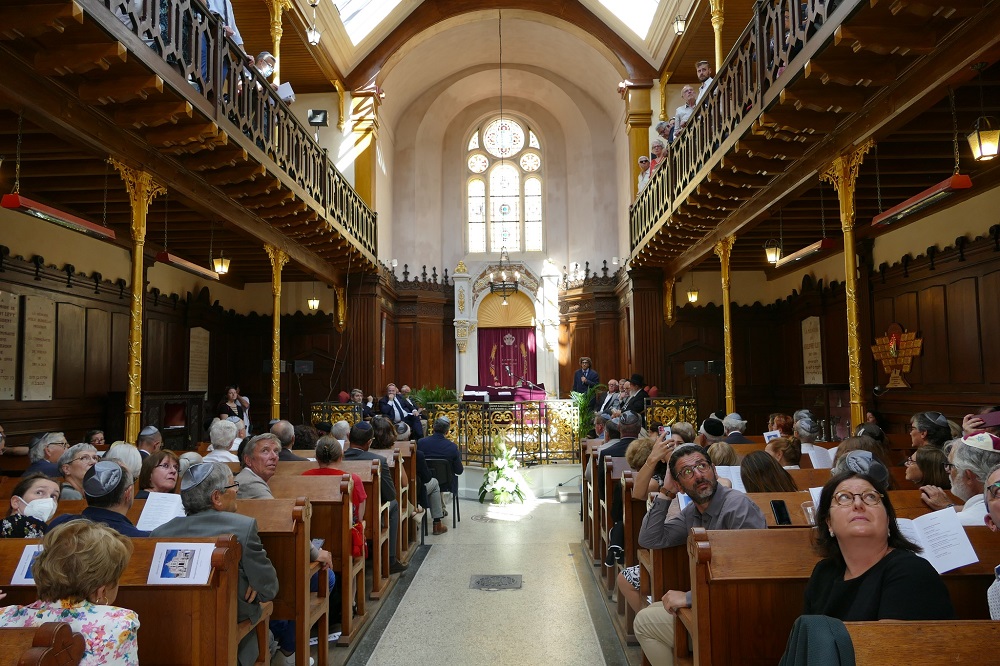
[504, 365, 513, 378]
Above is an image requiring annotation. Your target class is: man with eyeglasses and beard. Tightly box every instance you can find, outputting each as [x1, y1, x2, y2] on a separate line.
[921, 432, 1000, 526]
[632, 440, 766, 665]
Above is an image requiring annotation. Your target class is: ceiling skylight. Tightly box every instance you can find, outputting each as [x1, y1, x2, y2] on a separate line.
[595, 0, 660, 39]
[333, 0, 404, 45]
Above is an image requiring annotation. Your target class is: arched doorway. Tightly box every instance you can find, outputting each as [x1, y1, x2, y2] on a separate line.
[476, 290, 537, 386]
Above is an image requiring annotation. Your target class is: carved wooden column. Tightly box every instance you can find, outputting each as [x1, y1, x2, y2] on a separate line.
[622, 83, 653, 199]
[714, 236, 735, 413]
[821, 140, 874, 431]
[265, 244, 289, 420]
[709, 0, 725, 72]
[351, 88, 382, 209]
[110, 158, 165, 443]
[263, 0, 292, 84]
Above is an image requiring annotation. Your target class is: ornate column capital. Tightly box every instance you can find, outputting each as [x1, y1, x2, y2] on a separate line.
[109, 158, 165, 242]
[821, 139, 874, 232]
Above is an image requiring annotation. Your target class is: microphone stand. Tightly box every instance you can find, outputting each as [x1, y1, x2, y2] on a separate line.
[512, 371, 543, 393]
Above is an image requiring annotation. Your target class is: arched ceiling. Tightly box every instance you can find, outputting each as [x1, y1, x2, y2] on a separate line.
[379, 15, 625, 131]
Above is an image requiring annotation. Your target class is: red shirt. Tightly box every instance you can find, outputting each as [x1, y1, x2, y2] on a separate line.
[302, 468, 367, 521]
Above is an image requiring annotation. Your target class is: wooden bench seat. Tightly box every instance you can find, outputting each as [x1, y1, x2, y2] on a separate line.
[264, 476, 367, 645]
[673, 526, 1000, 665]
[583, 440, 603, 565]
[600, 456, 632, 593]
[0, 535, 259, 665]
[845, 620, 1000, 664]
[0, 622, 85, 666]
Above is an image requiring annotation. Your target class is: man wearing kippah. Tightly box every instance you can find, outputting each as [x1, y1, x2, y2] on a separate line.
[137, 425, 162, 459]
[153, 462, 279, 666]
[921, 431, 1000, 525]
[48, 461, 149, 537]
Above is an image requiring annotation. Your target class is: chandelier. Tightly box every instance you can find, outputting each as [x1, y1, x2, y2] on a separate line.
[489, 249, 519, 305]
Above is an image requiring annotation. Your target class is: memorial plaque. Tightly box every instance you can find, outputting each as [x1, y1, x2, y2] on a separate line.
[0, 292, 19, 400]
[21, 296, 55, 401]
[801, 316, 824, 385]
[188, 327, 210, 393]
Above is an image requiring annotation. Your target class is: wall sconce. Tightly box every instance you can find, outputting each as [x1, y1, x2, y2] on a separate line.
[673, 15, 687, 35]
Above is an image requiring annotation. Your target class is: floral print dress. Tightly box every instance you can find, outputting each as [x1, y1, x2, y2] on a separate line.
[0, 600, 139, 665]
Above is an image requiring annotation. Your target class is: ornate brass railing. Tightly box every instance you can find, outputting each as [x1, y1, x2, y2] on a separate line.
[85, 0, 376, 259]
[426, 401, 580, 467]
[630, 0, 860, 251]
[310, 402, 363, 426]
[645, 396, 699, 428]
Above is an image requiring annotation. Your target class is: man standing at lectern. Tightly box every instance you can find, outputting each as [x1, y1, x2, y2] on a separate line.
[572, 357, 600, 394]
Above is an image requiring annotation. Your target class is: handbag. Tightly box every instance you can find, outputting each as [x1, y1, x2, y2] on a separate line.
[351, 521, 367, 558]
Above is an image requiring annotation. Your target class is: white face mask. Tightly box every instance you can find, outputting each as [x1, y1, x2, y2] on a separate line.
[16, 496, 57, 523]
[257, 62, 274, 79]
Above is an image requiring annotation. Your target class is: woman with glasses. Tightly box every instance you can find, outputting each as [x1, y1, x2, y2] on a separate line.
[135, 449, 180, 499]
[803, 464, 955, 620]
[910, 411, 952, 449]
[903, 446, 951, 489]
[57, 443, 100, 500]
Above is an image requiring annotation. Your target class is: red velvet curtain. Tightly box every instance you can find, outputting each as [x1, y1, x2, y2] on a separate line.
[478, 327, 537, 386]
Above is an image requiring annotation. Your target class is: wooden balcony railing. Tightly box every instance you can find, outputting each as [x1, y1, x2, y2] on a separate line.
[87, 0, 376, 258]
[630, 0, 861, 253]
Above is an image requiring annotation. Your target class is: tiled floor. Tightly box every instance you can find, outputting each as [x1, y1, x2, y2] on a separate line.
[348, 498, 624, 666]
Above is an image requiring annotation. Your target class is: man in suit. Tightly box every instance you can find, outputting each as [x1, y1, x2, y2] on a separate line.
[350, 388, 375, 420]
[723, 413, 753, 444]
[417, 416, 464, 496]
[49, 461, 149, 537]
[343, 420, 407, 573]
[597, 378, 621, 415]
[379, 383, 424, 439]
[235, 433, 280, 499]
[152, 462, 279, 666]
[572, 357, 600, 394]
[618, 373, 649, 426]
[271, 420, 308, 461]
[137, 426, 162, 459]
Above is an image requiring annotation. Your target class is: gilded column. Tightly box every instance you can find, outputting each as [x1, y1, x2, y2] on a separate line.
[110, 158, 165, 443]
[263, 0, 292, 84]
[821, 140, 874, 431]
[622, 82, 653, 199]
[265, 244, 289, 420]
[663, 276, 676, 326]
[334, 80, 347, 131]
[709, 0, 725, 72]
[714, 236, 735, 413]
[658, 71, 671, 122]
[351, 88, 382, 209]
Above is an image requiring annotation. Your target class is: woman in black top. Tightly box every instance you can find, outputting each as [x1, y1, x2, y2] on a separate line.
[803, 465, 955, 621]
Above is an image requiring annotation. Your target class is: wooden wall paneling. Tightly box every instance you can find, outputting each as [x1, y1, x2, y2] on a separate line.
[980, 270, 1000, 385]
[54, 302, 86, 399]
[945, 277, 982, 384]
[595, 316, 620, 382]
[111, 312, 130, 393]
[823, 294, 848, 385]
[85, 308, 111, 397]
[917, 286, 948, 384]
[627, 269, 666, 386]
[345, 273, 382, 395]
[893, 292, 921, 384]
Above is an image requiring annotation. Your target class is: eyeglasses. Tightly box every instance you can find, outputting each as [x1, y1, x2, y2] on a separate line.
[903, 458, 916, 467]
[832, 491, 883, 507]
[675, 461, 711, 480]
[47, 441, 69, 449]
[71, 455, 100, 464]
[221, 482, 240, 492]
[987, 482, 1000, 501]
[156, 463, 179, 471]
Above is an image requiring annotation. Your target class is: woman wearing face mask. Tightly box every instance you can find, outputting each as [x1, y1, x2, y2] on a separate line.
[1, 474, 61, 538]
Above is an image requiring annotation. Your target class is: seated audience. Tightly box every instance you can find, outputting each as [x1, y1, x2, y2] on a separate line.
[982, 463, 1000, 619]
[910, 410, 951, 449]
[769, 413, 794, 437]
[855, 421, 886, 446]
[740, 450, 798, 493]
[707, 441, 739, 466]
[794, 417, 821, 445]
[136, 425, 162, 459]
[670, 421, 696, 444]
[304, 435, 367, 522]
[370, 416, 410, 490]
[0, 423, 29, 456]
[136, 449, 179, 499]
[23, 432, 68, 477]
[293, 423, 318, 451]
[350, 388, 375, 420]
[104, 441, 143, 477]
[399, 422, 447, 533]
[235, 434, 280, 498]
[271, 420, 308, 462]
[765, 436, 801, 468]
[178, 451, 203, 478]
[803, 462, 955, 620]
[49, 462, 149, 537]
[634, 443, 766, 662]
[722, 413, 752, 444]
[695, 417, 725, 449]
[832, 436, 896, 486]
[330, 419, 351, 443]
[416, 415, 465, 495]
[0, 520, 139, 664]
[57, 443, 99, 500]
[152, 463, 278, 665]
[2, 474, 60, 537]
[85, 429, 105, 447]
[904, 445, 950, 489]
[920, 433, 1000, 525]
[204, 419, 240, 463]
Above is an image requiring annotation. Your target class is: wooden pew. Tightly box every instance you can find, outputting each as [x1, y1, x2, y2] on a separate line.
[236, 498, 329, 666]
[617, 472, 649, 642]
[0, 622, 85, 666]
[788, 467, 834, 490]
[730, 443, 765, 459]
[0, 535, 262, 665]
[381, 444, 415, 564]
[674, 526, 1000, 666]
[845, 620, 1000, 665]
[264, 476, 367, 645]
[583, 440, 603, 565]
[600, 456, 632, 593]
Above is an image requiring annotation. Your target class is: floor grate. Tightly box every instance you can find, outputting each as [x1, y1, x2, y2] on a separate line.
[469, 574, 522, 591]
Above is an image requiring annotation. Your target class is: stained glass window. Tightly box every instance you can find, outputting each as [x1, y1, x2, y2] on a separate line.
[483, 118, 525, 158]
[466, 116, 542, 253]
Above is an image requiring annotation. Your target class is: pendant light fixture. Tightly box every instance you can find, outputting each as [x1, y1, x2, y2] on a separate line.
[209, 221, 230, 275]
[156, 192, 220, 280]
[686, 271, 699, 303]
[967, 62, 999, 162]
[308, 283, 319, 311]
[764, 208, 783, 264]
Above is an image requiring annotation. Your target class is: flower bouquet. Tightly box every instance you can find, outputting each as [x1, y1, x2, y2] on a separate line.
[478, 440, 526, 505]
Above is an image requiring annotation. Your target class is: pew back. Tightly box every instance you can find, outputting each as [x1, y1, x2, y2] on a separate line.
[0, 622, 84, 666]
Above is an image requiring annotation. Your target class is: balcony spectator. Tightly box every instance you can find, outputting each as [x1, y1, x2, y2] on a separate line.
[649, 140, 666, 171]
[696, 60, 714, 103]
[676, 85, 697, 130]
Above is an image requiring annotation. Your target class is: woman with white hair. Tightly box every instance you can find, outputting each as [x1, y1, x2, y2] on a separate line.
[57, 443, 99, 500]
[103, 442, 142, 478]
[204, 419, 240, 463]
